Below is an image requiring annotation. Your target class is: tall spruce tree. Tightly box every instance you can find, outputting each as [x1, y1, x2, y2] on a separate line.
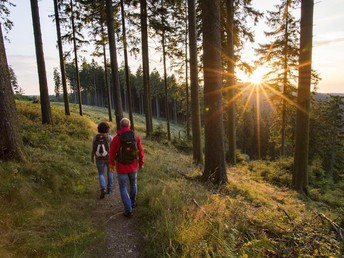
[30, 0, 53, 124]
[293, 0, 314, 193]
[222, 0, 262, 163]
[105, 0, 123, 128]
[53, 0, 70, 115]
[120, 0, 134, 130]
[140, 0, 153, 136]
[256, 0, 299, 157]
[0, 3, 25, 161]
[188, 0, 202, 164]
[201, 0, 227, 185]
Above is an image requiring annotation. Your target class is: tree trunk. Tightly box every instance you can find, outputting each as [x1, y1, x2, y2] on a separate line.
[281, 6, 289, 157]
[185, 4, 190, 141]
[30, 0, 53, 124]
[173, 100, 178, 123]
[53, 0, 70, 116]
[101, 22, 112, 122]
[155, 96, 160, 119]
[293, 0, 314, 194]
[225, 0, 236, 165]
[140, 0, 153, 136]
[105, 0, 123, 129]
[120, 0, 135, 130]
[188, 0, 202, 164]
[0, 24, 25, 161]
[70, 0, 82, 116]
[161, 3, 171, 141]
[201, 0, 227, 185]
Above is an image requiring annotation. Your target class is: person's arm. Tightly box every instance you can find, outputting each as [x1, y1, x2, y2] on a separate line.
[91, 135, 96, 163]
[108, 135, 119, 170]
[136, 136, 144, 169]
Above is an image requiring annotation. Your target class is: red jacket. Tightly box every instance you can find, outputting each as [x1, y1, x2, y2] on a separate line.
[109, 127, 144, 174]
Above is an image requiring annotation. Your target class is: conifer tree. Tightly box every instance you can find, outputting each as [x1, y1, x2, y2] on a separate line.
[293, 0, 314, 193]
[256, 0, 299, 157]
[0, 2, 25, 160]
[188, 0, 203, 164]
[53, 0, 70, 115]
[30, 0, 53, 124]
[202, 0, 227, 185]
[105, 0, 123, 128]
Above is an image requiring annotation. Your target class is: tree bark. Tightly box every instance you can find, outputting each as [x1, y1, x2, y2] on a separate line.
[293, 0, 314, 193]
[188, 0, 203, 164]
[140, 0, 153, 136]
[161, 1, 171, 141]
[225, 0, 236, 165]
[70, 0, 82, 116]
[281, 4, 289, 157]
[105, 0, 123, 129]
[101, 22, 112, 122]
[201, 0, 227, 184]
[0, 24, 25, 161]
[185, 4, 190, 141]
[30, 0, 53, 124]
[53, 0, 70, 116]
[120, 0, 134, 130]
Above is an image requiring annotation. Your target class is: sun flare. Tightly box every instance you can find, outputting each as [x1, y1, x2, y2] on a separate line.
[249, 67, 267, 85]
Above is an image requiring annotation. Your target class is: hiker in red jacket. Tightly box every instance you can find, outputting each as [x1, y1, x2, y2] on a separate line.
[109, 118, 144, 218]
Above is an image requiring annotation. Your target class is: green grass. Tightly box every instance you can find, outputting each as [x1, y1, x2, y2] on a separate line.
[1, 101, 343, 257]
[0, 101, 100, 257]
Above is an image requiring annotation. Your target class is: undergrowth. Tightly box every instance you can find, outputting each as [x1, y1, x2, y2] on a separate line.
[0, 102, 102, 257]
[1, 101, 343, 257]
[137, 144, 344, 257]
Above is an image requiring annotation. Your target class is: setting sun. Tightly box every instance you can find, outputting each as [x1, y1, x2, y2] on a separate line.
[249, 67, 267, 84]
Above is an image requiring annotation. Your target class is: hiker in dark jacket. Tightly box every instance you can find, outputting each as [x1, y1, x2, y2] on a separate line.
[91, 122, 113, 199]
[109, 118, 144, 218]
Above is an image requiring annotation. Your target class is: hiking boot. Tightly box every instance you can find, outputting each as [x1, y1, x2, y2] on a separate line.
[132, 202, 137, 208]
[123, 211, 133, 218]
[100, 190, 106, 199]
[106, 189, 112, 194]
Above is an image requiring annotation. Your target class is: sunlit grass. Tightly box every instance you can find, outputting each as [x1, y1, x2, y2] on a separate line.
[137, 139, 343, 257]
[1, 100, 342, 257]
[0, 101, 100, 257]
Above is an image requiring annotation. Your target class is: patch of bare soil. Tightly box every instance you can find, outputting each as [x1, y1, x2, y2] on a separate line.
[85, 178, 144, 258]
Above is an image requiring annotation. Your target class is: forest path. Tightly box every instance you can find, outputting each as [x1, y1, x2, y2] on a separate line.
[86, 176, 143, 258]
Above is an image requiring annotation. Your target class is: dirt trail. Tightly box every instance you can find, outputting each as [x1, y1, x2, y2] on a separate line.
[86, 177, 144, 258]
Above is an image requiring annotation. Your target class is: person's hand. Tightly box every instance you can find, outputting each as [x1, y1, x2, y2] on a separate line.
[139, 166, 144, 171]
[109, 164, 114, 171]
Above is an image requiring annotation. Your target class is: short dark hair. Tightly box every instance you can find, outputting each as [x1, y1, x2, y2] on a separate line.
[97, 122, 110, 133]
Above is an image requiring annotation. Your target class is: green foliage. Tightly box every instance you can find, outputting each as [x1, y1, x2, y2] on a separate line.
[2, 101, 343, 257]
[171, 137, 192, 153]
[0, 101, 100, 257]
[247, 158, 293, 187]
[150, 124, 168, 142]
[137, 145, 343, 257]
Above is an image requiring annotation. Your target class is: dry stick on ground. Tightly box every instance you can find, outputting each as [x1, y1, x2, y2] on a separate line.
[192, 198, 212, 220]
[318, 212, 344, 242]
[278, 206, 295, 227]
[102, 211, 124, 226]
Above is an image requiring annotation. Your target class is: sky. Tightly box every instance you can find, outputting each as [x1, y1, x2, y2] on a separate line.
[3, 0, 344, 96]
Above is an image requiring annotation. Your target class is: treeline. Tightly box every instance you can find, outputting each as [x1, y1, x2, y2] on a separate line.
[1, 0, 343, 192]
[52, 56, 344, 181]
[53, 62, 187, 124]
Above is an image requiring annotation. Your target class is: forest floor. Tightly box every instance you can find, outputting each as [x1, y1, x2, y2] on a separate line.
[85, 178, 144, 258]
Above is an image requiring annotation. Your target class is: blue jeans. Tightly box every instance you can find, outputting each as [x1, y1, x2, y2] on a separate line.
[96, 159, 113, 191]
[117, 171, 137, 212]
